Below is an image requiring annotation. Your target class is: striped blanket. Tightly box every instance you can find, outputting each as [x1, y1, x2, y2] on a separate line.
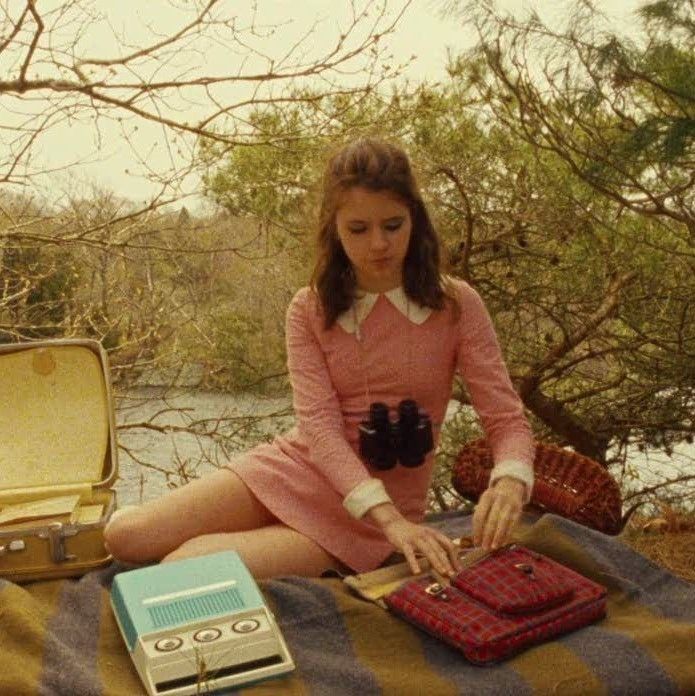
[1, 513, 694, 695]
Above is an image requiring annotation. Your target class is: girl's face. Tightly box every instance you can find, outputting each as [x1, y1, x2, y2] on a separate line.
[335, 187, 412, 293]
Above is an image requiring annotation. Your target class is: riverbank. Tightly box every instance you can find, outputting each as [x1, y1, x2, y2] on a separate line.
[113, 386, 694, 513]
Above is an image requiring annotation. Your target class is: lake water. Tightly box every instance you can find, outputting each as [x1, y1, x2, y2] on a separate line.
[114, 387, 694, 512]
[113, 387, 293, 505]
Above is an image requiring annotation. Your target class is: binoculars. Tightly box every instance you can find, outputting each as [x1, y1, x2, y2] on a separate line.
[358, 399, 434, 470]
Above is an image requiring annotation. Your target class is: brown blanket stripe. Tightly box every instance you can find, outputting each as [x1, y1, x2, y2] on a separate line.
[510, 642, 607, 696]
[0, 578, 65, 696]
[408, 622, 536, 695]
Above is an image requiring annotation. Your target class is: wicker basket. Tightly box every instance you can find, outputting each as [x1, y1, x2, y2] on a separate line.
[452, 439, 623, 535]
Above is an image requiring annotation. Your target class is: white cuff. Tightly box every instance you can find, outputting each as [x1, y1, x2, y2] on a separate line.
[489, 459, 534, 504]
[343, 478, 393, 519]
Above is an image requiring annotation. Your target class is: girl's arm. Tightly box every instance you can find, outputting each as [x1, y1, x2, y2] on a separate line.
[454, 281, 535, 500]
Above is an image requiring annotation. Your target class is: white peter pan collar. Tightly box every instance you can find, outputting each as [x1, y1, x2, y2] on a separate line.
[336, 286, 433, 335]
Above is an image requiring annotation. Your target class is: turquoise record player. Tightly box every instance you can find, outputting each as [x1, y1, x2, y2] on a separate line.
[110, 551, 294, 695]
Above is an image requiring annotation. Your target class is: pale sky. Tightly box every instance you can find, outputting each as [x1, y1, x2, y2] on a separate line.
[12, 0, 644, 207]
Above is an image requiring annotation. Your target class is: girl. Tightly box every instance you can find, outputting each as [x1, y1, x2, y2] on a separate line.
[105, 138, 534, 579]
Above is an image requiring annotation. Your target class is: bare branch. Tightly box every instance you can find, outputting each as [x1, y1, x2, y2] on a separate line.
[0, 3, 29, 55]
[77, 0, 221, 69]
[19, 1, 43, 84]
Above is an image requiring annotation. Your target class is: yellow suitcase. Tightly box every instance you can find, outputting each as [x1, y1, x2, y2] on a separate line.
[0, 339, 118, 582]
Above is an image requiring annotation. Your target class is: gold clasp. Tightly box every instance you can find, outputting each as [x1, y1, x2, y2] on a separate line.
[514, 563, 535, 578]
[425, 582, 449, 600]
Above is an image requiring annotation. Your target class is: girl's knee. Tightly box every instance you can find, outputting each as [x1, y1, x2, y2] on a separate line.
[104, 506, 146, 561]
[161, 534, 243, 564]
[161, 537, 196, 563]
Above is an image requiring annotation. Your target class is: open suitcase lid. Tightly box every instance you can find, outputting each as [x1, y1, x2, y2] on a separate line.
[0, 339, 118, 497]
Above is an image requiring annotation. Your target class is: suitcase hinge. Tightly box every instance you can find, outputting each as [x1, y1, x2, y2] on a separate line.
[38, 523, 78, 563]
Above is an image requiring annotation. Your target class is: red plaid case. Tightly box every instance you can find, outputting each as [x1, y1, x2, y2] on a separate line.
[383, 544, 607, 665]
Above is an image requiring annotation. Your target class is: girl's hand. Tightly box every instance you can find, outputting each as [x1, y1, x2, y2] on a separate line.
[367, 503, 460, 577]
[473, 476, 526, 550]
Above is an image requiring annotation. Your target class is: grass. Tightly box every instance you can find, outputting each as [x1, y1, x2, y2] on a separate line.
[620, 508, 695, 583]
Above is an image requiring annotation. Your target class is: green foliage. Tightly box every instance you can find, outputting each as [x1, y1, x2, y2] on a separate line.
[1, 242, 79, 339]
[639, 0, 695, 33]
[201, 111, 316, 231]
[206, 308, 265, 388]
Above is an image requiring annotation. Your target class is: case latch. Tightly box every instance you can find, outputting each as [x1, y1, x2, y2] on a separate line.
[425, 582, 450, 600]
[0, 539, 26, 555]
[38, 522, 78, 563]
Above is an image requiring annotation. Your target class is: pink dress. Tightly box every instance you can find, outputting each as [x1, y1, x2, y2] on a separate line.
[226, 278, 534, 572]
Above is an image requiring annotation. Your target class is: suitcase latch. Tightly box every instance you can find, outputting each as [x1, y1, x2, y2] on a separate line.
[0, 539, 26, 555]
[38, 523, 78, 563]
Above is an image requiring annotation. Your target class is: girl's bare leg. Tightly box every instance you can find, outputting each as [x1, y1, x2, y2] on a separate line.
[162, 525, 346, 579]
[104, 468, 278, 563]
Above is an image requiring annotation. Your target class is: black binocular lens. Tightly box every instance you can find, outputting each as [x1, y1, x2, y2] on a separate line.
[358, 402, 397, 470]
[397, 399, 434, 468]
[358, 399, 433, 470]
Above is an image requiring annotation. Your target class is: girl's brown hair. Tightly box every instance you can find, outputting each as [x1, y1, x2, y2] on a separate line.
[311, 137, 457, 328]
